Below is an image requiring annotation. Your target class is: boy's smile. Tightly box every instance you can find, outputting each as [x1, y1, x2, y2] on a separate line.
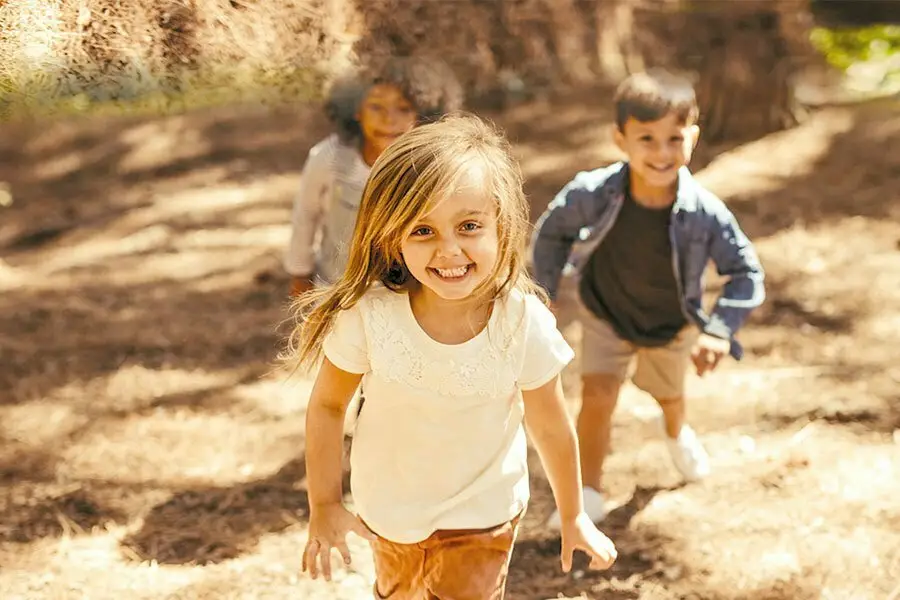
[614, 112, 699, 203]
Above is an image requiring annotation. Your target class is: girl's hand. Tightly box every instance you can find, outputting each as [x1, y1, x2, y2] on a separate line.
[302, 502, 375, 581]
[559, 512, 617, 572]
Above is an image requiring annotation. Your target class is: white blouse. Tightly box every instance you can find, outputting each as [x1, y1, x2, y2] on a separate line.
[323, 285, 574, 543]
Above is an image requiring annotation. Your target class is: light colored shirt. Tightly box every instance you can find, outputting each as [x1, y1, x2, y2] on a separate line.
[284, 134, 371, 283]
[323, 285, 574, 543]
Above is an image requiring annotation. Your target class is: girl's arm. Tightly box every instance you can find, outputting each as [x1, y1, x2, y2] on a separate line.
[522, 375, 583, 522]
[522, 374, 617, 572]
[305, 357, 360, 507]
[302, 358, 373, 581]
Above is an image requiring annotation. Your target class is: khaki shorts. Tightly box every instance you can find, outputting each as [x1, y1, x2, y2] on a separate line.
[369, 516, 521, 600]
[557, 275, 697, 399]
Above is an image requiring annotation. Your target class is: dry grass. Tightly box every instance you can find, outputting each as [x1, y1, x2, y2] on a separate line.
[0, 86, 899, 599]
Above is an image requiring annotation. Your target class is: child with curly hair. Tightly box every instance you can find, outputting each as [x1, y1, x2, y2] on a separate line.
[284, 57, 464, 297]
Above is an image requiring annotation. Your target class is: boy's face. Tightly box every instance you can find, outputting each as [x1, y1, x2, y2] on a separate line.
[357, 84, 417, 158]
[614, 112, 699, 191]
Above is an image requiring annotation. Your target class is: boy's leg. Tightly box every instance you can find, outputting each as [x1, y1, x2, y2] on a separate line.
[578, 373, 623, 493]
[369, 535, 427, 599]
[632, 327, 709, 481]
[578, 315, 634, 494]
[422, 516, 521, 600]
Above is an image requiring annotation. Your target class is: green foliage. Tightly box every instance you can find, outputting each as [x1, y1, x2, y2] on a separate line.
[811, 25, 900, 71]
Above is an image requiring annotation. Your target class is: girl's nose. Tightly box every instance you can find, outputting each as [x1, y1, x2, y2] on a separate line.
[435, 236, 463, 257]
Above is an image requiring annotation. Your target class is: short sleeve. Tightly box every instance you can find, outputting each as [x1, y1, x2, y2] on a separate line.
[518, 295, 575, 391]
[322, 302, 370, 374]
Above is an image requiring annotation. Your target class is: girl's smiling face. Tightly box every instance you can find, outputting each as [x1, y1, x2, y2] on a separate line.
[400, 163, 499, 303]
[357, 84, 417, 164]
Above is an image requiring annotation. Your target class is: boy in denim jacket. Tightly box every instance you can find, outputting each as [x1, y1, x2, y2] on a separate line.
[532, 70, 765, 527]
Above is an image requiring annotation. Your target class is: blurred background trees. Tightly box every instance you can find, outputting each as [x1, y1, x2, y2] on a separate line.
[0, 0, 897, 142]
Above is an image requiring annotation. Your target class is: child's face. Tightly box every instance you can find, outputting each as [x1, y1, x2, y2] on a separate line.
[357, 84, 417, 157]
[614, 112, 699, 191]
[400, 164, 499, 303]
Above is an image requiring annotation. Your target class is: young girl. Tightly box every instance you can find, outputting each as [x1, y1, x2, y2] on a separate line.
[289, 114, 617, 598]
[284, 56, 464, 297]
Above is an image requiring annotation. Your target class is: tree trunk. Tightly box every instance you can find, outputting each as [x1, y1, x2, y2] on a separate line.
[679, 0, 814, 142]
[592, 0, 814, 142]
[594, 0, 645, 82]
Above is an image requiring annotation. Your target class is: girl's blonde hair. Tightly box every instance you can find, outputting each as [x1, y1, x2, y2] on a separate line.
[287, 112, 543, 370]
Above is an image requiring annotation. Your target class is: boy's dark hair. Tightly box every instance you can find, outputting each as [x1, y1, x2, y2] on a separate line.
[613, 69, 699, 131]
[325, 56, 464, 145]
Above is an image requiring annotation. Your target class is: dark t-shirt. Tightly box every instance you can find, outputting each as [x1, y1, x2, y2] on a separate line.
[578, 193, 687, 346]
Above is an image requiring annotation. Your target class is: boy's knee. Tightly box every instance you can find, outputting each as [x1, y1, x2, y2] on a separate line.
[581, 373, 621, 410]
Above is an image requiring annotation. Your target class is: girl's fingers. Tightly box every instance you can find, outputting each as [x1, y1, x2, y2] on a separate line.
[301, 543, 309, 573]
[586, 546, 613, 570]
[560, 539, 574, 573]
[306, 541, 320, 579]
[319, 544, 333, 582]
[579, 532, 617, 570]
[590, 554, 613, 570]
[335, 539, 353, 566]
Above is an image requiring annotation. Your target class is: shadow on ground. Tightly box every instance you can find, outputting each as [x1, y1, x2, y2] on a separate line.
[0, 90, 897, 599]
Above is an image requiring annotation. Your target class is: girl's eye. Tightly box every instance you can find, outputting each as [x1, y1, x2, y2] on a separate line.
[411, 226, 432, 237]
[460, 221, 481, 233]
[671, 136, 684, 143]
[639, 135, 653, 142]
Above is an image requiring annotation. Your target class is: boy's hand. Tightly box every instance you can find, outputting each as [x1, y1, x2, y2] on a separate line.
[290, 274, 315, 298]
[691, 334, 731, 377]
[559, 512, 617, 572]
[302, 502, 375, 581]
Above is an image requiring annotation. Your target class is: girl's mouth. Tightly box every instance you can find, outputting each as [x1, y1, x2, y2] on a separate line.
[430, 265, 472, 281]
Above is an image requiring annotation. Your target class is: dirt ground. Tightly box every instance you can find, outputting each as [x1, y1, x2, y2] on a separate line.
[0, 89, 898, 600]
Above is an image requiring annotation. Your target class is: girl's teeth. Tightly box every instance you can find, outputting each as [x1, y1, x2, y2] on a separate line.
[436, 266, 468, 278]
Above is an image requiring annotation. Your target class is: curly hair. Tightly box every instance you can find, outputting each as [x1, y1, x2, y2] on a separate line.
[324, 56, 464, 146]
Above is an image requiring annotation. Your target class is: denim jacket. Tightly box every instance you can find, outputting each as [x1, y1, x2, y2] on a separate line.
[531, 162, 765, 360]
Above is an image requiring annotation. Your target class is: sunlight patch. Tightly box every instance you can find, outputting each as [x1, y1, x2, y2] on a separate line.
[59, 413, 300, 486]
[696, 108, 855, 200]
[117, 118, 211, 175]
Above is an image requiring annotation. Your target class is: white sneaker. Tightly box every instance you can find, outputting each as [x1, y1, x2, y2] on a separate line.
[658, 417, 710, 482]
[546, 486, 607, 531]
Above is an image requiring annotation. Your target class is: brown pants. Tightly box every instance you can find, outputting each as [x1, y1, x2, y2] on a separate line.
[369, 517, 521, 600]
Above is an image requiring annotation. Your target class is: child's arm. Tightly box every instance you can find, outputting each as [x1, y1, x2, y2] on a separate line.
[302, 358, 374, 581]
[531, 174, 603, 301]
[522, 375, 617, 572]
[285, 143, 334, 294]
[704, 203, 766, 345]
